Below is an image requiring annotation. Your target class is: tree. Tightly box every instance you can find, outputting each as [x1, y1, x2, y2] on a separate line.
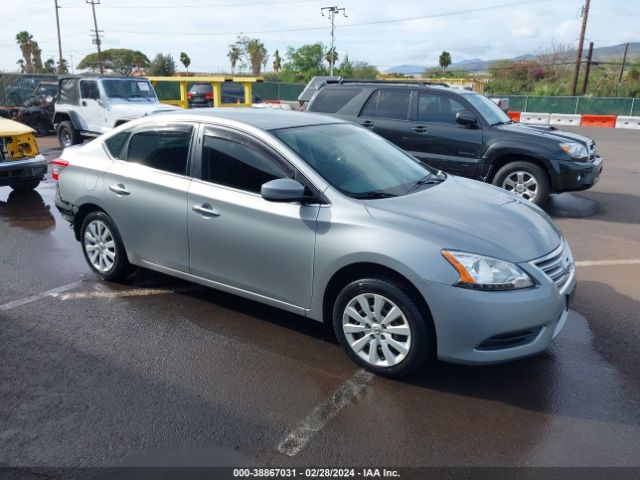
[56, 58, 69, 74]
[78, 49, 150, 76]
[337, 53, 352, 77]
[325, 47, 338, 71]
[31, 41, 43, 73]
[439, 51, 452, 73]
[350, 61, 378, 79]
[227, 44, 242, 74]
[148, 53, 176, 76]
[16, 31, 34, 73]
[237, 37, 267, 76]
[44, 58, 56, 73]
[272, 49, 282, 73]
[16, 59, 25, 74]
[280, 43, 327, 83]
[180, 52, 191, 74]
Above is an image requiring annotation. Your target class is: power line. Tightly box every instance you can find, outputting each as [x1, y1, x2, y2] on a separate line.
[64, 0, 324, 7]
[108, 0, 553, 36]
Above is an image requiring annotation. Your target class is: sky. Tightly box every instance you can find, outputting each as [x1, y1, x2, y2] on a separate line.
[1, 0, 638, 73]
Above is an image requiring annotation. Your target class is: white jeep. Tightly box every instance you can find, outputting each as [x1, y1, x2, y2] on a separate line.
[53, 76, 180, 148]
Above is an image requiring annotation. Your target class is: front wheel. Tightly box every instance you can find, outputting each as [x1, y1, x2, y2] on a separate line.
[80, 211, 133, 281]
[493, 161, 550, 206]
[333, 278, 433, 378]
[57, 120, 81, 148]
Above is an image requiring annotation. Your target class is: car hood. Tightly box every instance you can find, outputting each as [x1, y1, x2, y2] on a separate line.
[496, 122, 591, 144]
[109, 101, 181, 117]
[365, 176, 562, 262]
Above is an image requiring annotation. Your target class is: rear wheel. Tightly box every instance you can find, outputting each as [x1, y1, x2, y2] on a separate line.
[10, 181, 40, 193]
[333, 278, 432, 377]
[80, 211, 133, 281]
[57, 120, 81, 148]
[493, 161, 550, 206]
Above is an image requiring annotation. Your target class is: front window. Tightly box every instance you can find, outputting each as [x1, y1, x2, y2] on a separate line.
[464, 93, 511, 125]
[102, 79, 156, 100]
[273, 123, 436, 198]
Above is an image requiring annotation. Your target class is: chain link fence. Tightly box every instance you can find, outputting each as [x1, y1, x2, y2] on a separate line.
[504, 95, 639, 116]
[0, 73, 60, 107]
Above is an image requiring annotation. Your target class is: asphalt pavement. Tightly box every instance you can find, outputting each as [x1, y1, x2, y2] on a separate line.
[1, 128, 639, 477]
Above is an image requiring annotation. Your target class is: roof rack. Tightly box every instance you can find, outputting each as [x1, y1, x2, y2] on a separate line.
[337, 79, 449, 88]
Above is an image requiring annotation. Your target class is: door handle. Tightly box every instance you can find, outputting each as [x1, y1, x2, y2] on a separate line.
[192, 203, 220, 217]
[361, 120, 374, 128]
[109, 184, 130, 195]
[412, 125, 428, 133]
[82, 100, 87, 107]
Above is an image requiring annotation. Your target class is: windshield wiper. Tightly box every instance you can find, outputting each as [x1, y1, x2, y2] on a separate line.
[351, 191, 398, 199]
[407, 173, 445, 193]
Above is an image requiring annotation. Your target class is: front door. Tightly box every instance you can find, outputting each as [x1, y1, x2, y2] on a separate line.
[188, 127, 318, 309]
[404, 92, 484, 177]
[103, 123, 193, 272]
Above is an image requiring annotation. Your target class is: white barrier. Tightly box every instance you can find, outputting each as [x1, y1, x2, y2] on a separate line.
[520, 112, 551, 125]
[550, 114, 581, 126]
[615, 116, 640, 129]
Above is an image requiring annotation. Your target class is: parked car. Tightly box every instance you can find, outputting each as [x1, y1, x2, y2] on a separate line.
[306, 80, 603, 205]
[53, 76, 180, 148]
[0, 117, 48, 192]
[187, 82, 261, 107]
[4, 77, 39, 106]
[54, 109, 575, 377]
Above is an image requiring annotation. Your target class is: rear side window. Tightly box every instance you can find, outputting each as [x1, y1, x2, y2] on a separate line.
[377, 90, 411, 120]
[201, 135, 291, 193]
[126, 125, 193, 175]
[310, 88, 361, 113]
[104, 130, 131, 159]
[58, 79, 78, 104]
[360, 90, 379, 117]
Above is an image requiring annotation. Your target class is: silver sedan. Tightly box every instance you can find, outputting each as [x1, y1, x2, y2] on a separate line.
[55, 109, 576, 377]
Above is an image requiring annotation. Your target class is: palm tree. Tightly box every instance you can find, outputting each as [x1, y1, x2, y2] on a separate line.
[16, 59, 25, 73]
[15, 31, 34, 73]
[272, 49, 282, 73]
[31, 40, 43, 73]
[180, 52, 191, 75]
[439, 51, 452, 74]
[245, 38, 267, 76]
[325, 47, 338, 72]
[227, 45, 242, 74]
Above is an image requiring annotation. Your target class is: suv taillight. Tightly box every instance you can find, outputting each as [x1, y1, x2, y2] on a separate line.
[205, 92, 213, 100]
[52, 158, 69, 181]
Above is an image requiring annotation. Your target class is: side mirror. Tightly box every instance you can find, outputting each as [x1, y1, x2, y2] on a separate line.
[456, 110, 478, 127]
[261, 178, 306, 203]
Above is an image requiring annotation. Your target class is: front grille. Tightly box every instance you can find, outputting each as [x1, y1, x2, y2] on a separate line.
[477, 327, 543, 351]
[532, 242, 574, 291]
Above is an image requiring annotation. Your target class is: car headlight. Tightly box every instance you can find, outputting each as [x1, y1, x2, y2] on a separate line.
[442, 250, 534, 290]
[559, 142, 588, 159]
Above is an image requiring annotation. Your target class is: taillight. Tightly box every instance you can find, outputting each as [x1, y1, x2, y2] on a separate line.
[187, 93, 192, 100]
[52, 158, 69, 181]
[205, 92, 213, 100]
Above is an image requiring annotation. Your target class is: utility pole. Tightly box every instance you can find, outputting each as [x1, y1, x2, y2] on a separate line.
[86, 0, 103, 75]
[571, 0, 590, 96]
[54, 0, 63, 71]
[582, 42, 594, 95]
[618, 42, 629, 82]
[321, 5, 347, 77]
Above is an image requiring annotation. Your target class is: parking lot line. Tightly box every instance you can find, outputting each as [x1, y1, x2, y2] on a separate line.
[51, 286, 198, 301]
[575, 259, 640, 267]
[0, 281, 85, 312]
[276, 369, 374, 457]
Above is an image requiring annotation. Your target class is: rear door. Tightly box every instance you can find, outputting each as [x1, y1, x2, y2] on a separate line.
[79, 80, 105, 133]
[358, 89, 413, 147]
[103, 123, 193, 272]
[188, 126, 319, 309]
[405, 92, 483, 177]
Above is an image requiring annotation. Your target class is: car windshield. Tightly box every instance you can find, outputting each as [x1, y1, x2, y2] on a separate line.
[273, 123, 437, 198]
[102, 79, 156, 99]
[465, 93, 512, 125]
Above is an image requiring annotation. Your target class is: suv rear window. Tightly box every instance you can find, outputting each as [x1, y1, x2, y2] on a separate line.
[310, 88, 361, 113]
[190, 84, 211, 93]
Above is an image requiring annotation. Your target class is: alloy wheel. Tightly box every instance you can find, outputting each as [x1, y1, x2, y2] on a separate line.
[342, 293, 412, 367]
[84, 219, 116, 273]
[502, 171, 539, 201]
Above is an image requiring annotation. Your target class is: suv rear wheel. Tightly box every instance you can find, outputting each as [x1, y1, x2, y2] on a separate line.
[333, 278, 432, 377]
[493, 161, 550, 206]
[57, 120, 81, 148]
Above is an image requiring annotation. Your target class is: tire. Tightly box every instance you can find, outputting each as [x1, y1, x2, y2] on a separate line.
[80, 211, 133, 281]
[10, 181, 40, 193]
[333, 278, 433, 378]
[57, 120, 81, 148]
[493, 161, 550, 206]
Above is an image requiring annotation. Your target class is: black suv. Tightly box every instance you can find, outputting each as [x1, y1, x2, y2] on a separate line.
[307, 81, 603, 205]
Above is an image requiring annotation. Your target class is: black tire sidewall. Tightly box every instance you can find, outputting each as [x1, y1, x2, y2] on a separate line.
[332, 278, 432, 378]
[493, 161, 550, 206]
[57, 121, 79, 148]
[80, 211, 130, 281]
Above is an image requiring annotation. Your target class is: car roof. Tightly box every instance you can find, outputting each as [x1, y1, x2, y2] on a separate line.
[320, 82, 473, 95]
[160, 108, 347, 131]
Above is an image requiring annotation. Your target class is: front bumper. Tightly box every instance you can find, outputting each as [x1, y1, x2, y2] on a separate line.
[419, 253, 577, 365]
[0, 154, 48, 187]
[549, 155, 603, 193]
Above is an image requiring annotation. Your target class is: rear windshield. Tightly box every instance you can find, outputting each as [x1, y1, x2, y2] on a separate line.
[189, 84, 211, 93]
[309, 88, 362, 113]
